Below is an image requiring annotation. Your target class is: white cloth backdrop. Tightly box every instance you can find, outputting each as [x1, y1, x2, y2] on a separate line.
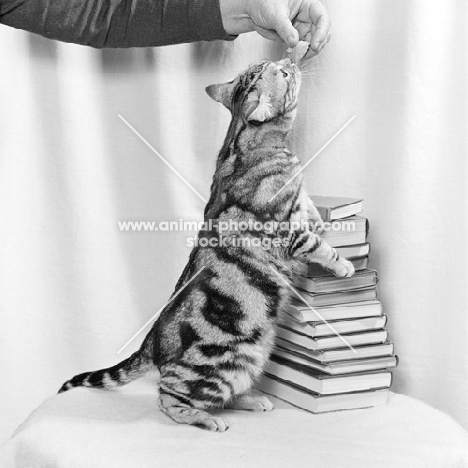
[0, 0, 467, 443]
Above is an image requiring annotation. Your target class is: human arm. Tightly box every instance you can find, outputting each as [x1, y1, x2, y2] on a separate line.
[0, 0, 330, 51]
[0, 0, 234, 48]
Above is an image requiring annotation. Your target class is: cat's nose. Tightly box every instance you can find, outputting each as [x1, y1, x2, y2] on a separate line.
[278, 58, 292, 67]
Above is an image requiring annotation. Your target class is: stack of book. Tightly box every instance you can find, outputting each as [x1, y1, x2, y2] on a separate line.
[258, 196, 398, 413]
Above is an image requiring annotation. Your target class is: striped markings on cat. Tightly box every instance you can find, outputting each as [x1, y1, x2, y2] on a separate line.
[268, 115, 356, 203]
[118, 114, 207, 203]
[117, 266, 206, 354]
[268, 266, 357, 353]
[117, 263, 355, 355]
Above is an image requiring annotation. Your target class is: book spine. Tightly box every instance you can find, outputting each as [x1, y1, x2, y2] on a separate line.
[316, 206, 332, 222]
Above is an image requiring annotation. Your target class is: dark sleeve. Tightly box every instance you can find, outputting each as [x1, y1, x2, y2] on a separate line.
[0, 0, 236, 48]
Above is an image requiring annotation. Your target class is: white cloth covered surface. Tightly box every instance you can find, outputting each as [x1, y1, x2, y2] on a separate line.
[1, 378, 467, 468]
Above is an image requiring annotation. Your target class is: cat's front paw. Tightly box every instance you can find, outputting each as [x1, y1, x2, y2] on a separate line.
[328, 256, 355, 278]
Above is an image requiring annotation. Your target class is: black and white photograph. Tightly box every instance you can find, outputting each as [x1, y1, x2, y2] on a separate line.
[0, 0, 467, 466]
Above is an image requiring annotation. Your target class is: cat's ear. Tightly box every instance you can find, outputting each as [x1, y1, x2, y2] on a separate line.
[205, 81, 235, 109]
[245, 90, 275, 123]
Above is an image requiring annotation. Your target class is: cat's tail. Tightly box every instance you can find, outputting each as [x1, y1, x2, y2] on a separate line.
[58, 350, 152, 394]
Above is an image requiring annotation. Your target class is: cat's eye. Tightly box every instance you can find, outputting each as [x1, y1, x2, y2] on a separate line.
[281, 70, 290, 78]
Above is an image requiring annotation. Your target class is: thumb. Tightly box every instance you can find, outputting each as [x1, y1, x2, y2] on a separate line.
[272, 11, 299, 47]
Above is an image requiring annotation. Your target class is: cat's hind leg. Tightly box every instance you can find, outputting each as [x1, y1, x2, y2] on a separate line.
[158, 364, 231, 432]
[225, 392, 274, 412]
[159, 392, 229, 432]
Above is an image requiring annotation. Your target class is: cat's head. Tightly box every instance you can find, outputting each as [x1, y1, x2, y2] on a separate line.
[206, 58, 301, 125]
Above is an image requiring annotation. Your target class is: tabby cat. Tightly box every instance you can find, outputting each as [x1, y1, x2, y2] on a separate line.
[59, 56, 354, 432]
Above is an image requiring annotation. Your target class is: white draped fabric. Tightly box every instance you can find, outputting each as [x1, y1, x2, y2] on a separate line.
[0, 0, 467, 442]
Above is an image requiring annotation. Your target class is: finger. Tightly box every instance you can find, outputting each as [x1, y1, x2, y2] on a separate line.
[316, 41, 326, 54]
[253, 25, 283, 42]
[271, 7, 299, 47]
[312, 25, 330, 50]
[304, 31, 329, 58]
[317, 33, 331, 52]
[294, 22, 311, 41]
[307, 1, 331, 49]
[310, 22, 317, 37]
[297, 23, 316, 45]
[311, 22, 331, 50]
[306, 0, 331, 30]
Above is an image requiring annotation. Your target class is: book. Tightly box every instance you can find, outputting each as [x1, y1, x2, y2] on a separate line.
[276, 340, 395, 363]
[293, 287, 378, 308]
[265, 356, 392, 394]
[286, 300, 383, 323]
[310, 196, 363, 222]
[295, 268, 378, 294]
[257, 375, 390, 413]
[272, 347, 398, 375]
[306, 256, 369, 276]
[335, 243, 370, 259]
[319, 216, 368, 247]
[276, 327, 388, 351]
[277, 315, 387, 338]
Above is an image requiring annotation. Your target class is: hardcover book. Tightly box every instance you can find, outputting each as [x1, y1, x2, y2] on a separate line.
[286, 300, 383, 323]
[319, 215, 368, 247]
[265, 356, 392, 394]
[257, 375, 389, 413]
[276, 327, 388, 351]
[293, 287, 378, 308]
[295, 268, 378, 294]
[277, 314, 387, 338]
[275, 340, 395, 363]
[335, 243, 370, 259]
[272, 347, 398, 375]
[310, 196, 363, 221]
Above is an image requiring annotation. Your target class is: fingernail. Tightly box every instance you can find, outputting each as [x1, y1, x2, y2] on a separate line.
[287, 35, 295, 47]
[314, 41, 321, 50]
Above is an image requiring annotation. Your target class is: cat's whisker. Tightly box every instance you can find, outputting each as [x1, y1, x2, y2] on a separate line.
[299, 67, 322, 75]
[301, 73, 325, 83]
[299, 68, 319, 75]
[300, 68, 318, 76]
[300, 61, 317, 69]
[300, 69, 324, 76]
[301, 76, 323, 85]
[299, 56, 318, 69]
[298, 57, 324, 82]
[299, 63, 318, 74]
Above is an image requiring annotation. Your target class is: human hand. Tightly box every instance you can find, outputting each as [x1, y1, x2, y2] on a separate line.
[219, 0, 331, 54]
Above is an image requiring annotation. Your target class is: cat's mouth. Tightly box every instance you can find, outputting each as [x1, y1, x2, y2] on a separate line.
[287, 42, 313, 68]
[277, 57, 297, 70]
